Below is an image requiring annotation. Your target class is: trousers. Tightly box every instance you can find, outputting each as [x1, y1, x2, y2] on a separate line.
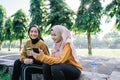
[42, 63, 81, 80]
[11, 59, 43, 80]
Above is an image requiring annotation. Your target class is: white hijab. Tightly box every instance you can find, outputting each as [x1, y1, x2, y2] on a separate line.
[51, 25, 79, 62]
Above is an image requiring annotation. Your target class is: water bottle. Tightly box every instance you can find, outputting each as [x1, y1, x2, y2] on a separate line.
[91, 62, 98, 80]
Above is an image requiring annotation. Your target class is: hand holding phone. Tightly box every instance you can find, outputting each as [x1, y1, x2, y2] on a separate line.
[32, 48, 40, 53]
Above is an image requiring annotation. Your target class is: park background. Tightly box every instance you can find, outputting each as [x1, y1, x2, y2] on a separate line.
[0, 0, 120, 56]
[0, 0, 120, 80]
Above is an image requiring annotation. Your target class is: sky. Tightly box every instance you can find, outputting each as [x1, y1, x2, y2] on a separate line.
[0, 0, 80, 16]
[0, 0, 29, 16]
[0, 0, 115, 38]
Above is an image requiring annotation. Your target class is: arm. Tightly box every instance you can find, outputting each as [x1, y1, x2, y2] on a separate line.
[19, 40, 31, 63]
[36, 43, 71, 65]
[51, 53, 55, 57]
[19, 44, 27, 62]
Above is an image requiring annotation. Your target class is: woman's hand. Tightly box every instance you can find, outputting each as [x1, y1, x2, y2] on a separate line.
[26, 50, 32, 56]
[24, 58, 33, 65]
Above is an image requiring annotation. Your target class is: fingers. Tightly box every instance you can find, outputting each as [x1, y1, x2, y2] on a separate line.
[24, 58, 33, 64]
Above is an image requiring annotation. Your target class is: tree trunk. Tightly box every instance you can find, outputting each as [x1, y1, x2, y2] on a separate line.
[8, 41, 11, 51]
[19, 39, 22, 51]
[87, 28, 92, 55]
[0, 41, 2, 51]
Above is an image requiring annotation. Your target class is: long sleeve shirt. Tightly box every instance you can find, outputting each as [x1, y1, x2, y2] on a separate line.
[36, 43, 83, 71]
[19, 39, 50, 62]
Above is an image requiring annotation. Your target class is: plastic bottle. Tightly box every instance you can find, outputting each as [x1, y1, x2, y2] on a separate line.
[91, 62, 98, 80]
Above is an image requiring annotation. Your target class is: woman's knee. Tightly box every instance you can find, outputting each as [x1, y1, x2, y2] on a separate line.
[14, 59, 21, 67]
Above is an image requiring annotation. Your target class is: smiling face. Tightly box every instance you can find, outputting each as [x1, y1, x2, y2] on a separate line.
[29, 27, 39, 39]
[51, 30, 61, 43]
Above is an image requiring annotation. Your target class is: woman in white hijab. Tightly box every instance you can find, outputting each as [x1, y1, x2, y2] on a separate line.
[32, 25, 83, 80]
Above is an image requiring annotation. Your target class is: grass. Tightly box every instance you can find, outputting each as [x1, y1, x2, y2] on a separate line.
[0, 72, 10, 80]
[0, 66, 10, 80]
[0, 48, 20, 54]
[76, 49, 120, 58]
[0, 48, 120, 58]
[1, 48, 20, 52]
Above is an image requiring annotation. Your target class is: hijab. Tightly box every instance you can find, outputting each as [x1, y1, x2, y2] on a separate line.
[51, 25, 79, 62]
[28, 24, 44, 44]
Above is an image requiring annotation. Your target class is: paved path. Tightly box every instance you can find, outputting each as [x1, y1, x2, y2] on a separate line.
[0, 52, 19, 66]
[0, 51, 120, 80]
[79, 56, 120, 80]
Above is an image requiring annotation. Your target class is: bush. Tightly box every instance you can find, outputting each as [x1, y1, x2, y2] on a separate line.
[0, 66, 10, 80]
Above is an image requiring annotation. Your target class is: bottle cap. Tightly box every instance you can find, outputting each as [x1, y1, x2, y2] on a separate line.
[91, 62, 97, 67]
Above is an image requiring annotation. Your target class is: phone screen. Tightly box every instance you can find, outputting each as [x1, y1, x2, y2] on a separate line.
[32, 48, 39, 53]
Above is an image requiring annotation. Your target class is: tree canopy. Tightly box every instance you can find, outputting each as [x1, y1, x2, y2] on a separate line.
[0, 5, 6, 50]
[47, 0, 75, 30]
[105, 0, 120, 31]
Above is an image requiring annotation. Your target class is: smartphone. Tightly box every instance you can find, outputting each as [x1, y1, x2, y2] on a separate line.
[32, 48, 40, 53]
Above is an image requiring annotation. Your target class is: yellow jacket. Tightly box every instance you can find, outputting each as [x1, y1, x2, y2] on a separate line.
[37, 43, 83, 71]
[19, 39, 50, 62]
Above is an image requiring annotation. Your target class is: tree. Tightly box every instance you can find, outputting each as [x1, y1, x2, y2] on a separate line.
[12, 9, 29, 51]
[102, 31, 120, 48]
[75, 0, 102, 55]
[29, 0, 46, 35]
[4, 17, 13, 51]
[29, 0, 42, 26]
[105, 0, 120, 31]
[0, 5, 6, 50]
[47, 0, 75, 30]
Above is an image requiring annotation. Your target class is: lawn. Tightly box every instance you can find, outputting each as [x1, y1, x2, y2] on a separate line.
[76, 49, 120, 58]
[0, 48, 20, 53]
[0, 66, 10, 80]
[0, 48, 120, 58]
